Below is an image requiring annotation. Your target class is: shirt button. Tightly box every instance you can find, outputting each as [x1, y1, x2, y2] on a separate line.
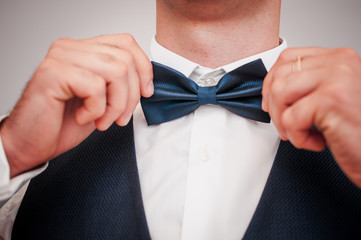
[204, 78, 216, 86]
[200, 148, 210, 161]
[197, 78, 217, 87]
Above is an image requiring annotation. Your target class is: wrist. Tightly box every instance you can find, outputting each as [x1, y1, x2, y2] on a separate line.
[0, 117, 30, 178]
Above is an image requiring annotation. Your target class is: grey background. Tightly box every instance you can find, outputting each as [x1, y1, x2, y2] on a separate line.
[0, 0, 360, 115]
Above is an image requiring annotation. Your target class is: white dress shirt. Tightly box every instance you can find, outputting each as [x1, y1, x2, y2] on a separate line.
[0, 37, 287, 240]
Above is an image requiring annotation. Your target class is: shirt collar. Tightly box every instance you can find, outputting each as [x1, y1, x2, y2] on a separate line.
[150, 37, 200, 78]
[150, 36, 287, 78]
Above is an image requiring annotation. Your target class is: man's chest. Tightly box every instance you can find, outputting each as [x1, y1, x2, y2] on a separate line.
[133, 104, 280, 239]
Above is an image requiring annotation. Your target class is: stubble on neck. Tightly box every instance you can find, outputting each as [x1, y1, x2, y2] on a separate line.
[156, 0, 281, 68]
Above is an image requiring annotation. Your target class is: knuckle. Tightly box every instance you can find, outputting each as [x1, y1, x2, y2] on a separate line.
[108, 53, 134, 81]
[320, 90, 340, 111]
[107, 62, 130, 82]
[338, 47, 359, 59]
[116, 62, 129, 79]
[111, 103, 126, 114]
[120, 51, 134, 66]
[273, 65, 286, 79]
[334, 63, 354, 77]
[35, 58, 59, 77]
[99, 53, 117, 64]
[271, 78, 286, 97]
[49, 41, 60, 51]
[32, 59, 67, 90]
[334, 86, 350, 105]
[99, 49, 134, 67]
[281, 109, 295, 132]
[90, 79, 106, 97]
[49, 38, 72, 50]
[120, 33, 136, 46]
[37, 59, 52, 72]
[279, 49, 293, 61]
[110, 62, 129, 82]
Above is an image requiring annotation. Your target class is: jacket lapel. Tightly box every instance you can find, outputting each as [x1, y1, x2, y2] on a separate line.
[243, 141, 361, 239]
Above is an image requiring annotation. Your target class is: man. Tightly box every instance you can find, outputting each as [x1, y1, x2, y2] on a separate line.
[1, 0, 361, 239]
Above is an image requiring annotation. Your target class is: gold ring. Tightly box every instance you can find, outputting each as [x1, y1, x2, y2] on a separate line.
[292, 56, 302, 72]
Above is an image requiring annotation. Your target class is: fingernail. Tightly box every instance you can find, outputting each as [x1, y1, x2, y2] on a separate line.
[147, 81, 154, 96]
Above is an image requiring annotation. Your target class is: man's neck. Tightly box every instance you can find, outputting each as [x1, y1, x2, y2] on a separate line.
[156, 0, 281, 69]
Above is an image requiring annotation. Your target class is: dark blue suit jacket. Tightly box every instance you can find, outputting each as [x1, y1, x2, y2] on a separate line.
[11, 121, 361, 239]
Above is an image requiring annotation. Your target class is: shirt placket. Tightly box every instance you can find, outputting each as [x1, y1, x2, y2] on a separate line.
[181, 70, 227, 240]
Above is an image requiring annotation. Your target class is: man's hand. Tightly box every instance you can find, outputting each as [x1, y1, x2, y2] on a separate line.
[262, 47, 361, 188]
[0, 34, 153, 178]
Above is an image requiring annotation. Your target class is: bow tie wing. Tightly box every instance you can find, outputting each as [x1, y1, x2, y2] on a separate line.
[141, 62, 199, 125]
[141, 60, 270, 125]
[216, 59, 271, 123]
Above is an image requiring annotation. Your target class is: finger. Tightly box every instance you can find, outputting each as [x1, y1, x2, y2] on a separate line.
[50, 45, 143, 128]
[263, 63, 281, 112]
[268, 69, 325, 139]
[46, 59, 107, 125]
[94, 72, 129, 131]
[115, 62, 140, 126]
[271, 68, 324, 111]
[263, 48, 331, 110]
[280, 92, 327, 151]
[85, 34, 153, 97]
[263, 49, 335, 111]
[263, 60, 295, 112]
[94, 55, 141, 129]
[50, 38, 137, 64]
[49, 47, 133, 85]
[276, 47, 331, 64]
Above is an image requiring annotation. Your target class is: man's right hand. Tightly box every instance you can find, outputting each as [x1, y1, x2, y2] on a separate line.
[0, 34, 153, 178]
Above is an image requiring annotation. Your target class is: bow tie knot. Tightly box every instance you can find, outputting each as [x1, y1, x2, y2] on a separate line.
[141, 59, 270, 125]
[198, 86, 217, 106]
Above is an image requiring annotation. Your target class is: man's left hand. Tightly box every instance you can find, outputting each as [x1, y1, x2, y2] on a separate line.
[262, 47, 361, 188]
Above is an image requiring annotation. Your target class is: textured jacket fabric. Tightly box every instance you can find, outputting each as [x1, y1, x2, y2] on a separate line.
[12, 121, 361, 239]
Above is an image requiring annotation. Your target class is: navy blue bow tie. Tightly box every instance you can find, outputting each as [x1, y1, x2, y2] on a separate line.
[140, 59, 270, 126]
